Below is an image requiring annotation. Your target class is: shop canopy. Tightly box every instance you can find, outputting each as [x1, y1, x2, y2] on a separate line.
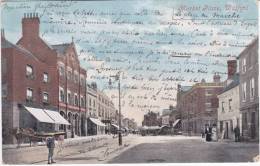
[89, 118, 106, 127]
[111, 124, 119, 129]
[44, 109, 70, 125]
[172, 119, 181, 128]
[25, 106, 54, 124]
[24, 106, 70, 125]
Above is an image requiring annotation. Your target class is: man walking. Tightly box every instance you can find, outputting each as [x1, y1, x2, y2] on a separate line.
[46, 135, 56, 164]
[234, 125, 240, 142]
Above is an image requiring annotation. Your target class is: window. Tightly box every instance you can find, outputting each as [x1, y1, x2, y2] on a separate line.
[43, 73, 48, 83]
[59, 66, 64, 76]
[93, 100, 96, 107]
[228, 99, 232, 111]
[59, 87, 65, 102]
[67, 70, 72, 80]
[26, 88, 33, 101]
[242, 58, 246, 73]
[80, 77, 85, 86]
[26, 65, 34, 79]
[2, 84, 7, 98]
[74, 94, 78, 106]
[242, 82, 246, 102]
[74, 72, 79, 83]
[80, 97, 85, 107]
[250, 78, 255, 99]
[89, 98, 92, 107]
[205, 89, 212, 96]
[43, 92, 49, 103]
[67, 92, 71, 104]
[221, 101, 225, 112]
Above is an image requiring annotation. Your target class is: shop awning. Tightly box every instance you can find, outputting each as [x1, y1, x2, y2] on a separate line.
[89, 118, 106, 127]
[25, 106, 70, 125]
[172, 119, 181, 128]
[44, 109, 70, 125]
[111, 124, 119, 129]
[25, 106, 54, 124]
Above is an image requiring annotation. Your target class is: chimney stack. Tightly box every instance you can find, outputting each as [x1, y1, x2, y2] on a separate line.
[227, 60, 237, 79]
[213, 73, 221, 83]
[22, 12, 40, 38]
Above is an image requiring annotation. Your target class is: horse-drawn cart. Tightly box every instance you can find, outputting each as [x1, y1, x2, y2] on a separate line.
[13, 128, 65, 148]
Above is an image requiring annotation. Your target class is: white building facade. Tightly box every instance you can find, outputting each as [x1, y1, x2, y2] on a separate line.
[218, 81, 241, 141]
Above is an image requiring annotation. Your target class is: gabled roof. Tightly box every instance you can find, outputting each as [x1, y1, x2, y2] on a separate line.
[1, 37, 39, 61]
[52, 43, 71, 55]
[1, 37, 14, 48]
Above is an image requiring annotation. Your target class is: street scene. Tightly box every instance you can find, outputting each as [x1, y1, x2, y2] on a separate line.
[1, 0, 259, 165]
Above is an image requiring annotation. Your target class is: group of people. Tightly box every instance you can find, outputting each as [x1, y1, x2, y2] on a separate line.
[202, 125, 217, 142]
[201, 125, 240, 142]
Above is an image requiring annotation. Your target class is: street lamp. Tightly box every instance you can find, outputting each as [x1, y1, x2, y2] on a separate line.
[109, 71, 122, 146]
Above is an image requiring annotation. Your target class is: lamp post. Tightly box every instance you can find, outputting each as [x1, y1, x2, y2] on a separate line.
[109, 71, 122, 146]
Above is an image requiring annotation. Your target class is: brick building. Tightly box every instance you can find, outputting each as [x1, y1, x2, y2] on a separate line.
[178, 76, 224, 135]
[1, 13, 67, 143]
[52, 41, 87, 138]
[238, 38, 259, 141]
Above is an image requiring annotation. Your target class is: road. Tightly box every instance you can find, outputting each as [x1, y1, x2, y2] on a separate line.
[34, 135, 259, 164]
[109, 136, 259, 163]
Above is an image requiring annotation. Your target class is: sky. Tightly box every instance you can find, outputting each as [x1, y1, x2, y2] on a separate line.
[1, 0, 258, 125]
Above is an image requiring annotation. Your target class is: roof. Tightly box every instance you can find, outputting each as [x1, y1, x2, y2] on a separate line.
[1, 37, 40, 62]
[52, 43, 71, 55]
[238, 37, 258, 58]
[220, 73, 240, 94]
[181, 86, 192, 92]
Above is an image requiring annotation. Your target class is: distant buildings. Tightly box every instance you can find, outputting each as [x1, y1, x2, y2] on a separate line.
[177, 37, 259, 141]
[122, 118, 138, 131]
[217, 60, 241, 141]
[177, 76, 224, 135]
[238, 38, 259, 141]
[142, 111, 160, 127]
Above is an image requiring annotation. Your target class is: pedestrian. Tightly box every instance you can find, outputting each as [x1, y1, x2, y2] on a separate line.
[46, 135, 56, 164]
[205, 125, 212, 142]
[234, 125, 240, 142]
[211, 124, 217, 141]
[56, 134, 64, 155]
[201, 127, 205, 138]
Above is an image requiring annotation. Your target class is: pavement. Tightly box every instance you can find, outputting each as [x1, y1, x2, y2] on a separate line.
[2, 135, 259, 164]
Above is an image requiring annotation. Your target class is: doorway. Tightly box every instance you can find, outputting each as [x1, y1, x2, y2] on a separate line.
[251, 112, 256, 139]
[225, 122, 229, 139]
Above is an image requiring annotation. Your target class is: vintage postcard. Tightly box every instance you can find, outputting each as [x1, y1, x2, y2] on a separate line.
[1, 0, 259, 165]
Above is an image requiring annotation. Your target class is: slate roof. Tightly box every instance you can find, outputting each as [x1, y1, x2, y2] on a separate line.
[220, 73, 240, 94]
[181, 86, 192, 92]
[52, 43, 70, 55]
